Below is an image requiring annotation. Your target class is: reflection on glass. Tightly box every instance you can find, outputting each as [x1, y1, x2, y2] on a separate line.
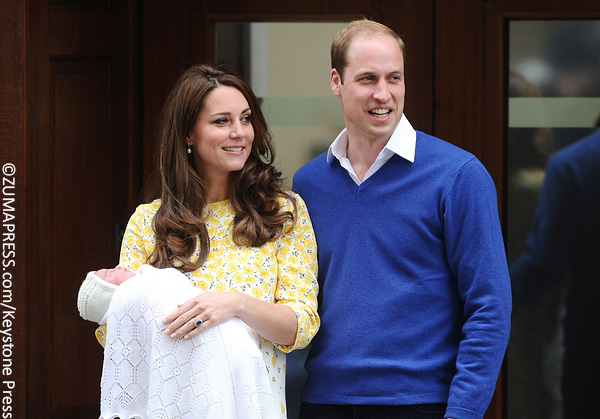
[215, 22, 348, 189]
[507, 20, 600, 419]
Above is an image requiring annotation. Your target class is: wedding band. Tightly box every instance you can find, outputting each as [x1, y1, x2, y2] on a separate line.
[194, 318, 203, 328]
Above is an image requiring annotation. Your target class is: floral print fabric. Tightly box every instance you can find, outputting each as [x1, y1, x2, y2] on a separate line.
[115, 192, 320, 417]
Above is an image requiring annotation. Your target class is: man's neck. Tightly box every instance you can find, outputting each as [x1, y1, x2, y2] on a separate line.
[346, 136, 388, 181]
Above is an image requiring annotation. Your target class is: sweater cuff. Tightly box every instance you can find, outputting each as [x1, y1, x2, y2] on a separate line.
[445, 406, 483, 419]
[77, 272, 118, 324]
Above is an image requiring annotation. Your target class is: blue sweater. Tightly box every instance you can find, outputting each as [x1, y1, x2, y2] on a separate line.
[293, 131, 511, 419]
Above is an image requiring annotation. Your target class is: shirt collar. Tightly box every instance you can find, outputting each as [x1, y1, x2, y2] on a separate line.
[327, 113, 416, 163]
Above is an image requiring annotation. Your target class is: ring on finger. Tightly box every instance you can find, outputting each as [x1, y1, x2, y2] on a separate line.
[194, 318, 203, 328]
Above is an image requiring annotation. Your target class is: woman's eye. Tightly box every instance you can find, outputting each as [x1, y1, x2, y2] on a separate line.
[213, 118, 228, 125]
[242, 114, 252, 124]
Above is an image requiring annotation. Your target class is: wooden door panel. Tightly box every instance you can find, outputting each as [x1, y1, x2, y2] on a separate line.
[12, 0, 599, 418]
[49, 8, 114, 56]
[0, 0, 28, 417]
[52, 60, 112, 412]
[26, 1, 142, 417]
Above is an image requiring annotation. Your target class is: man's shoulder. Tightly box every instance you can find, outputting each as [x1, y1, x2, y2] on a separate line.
[543, 130, 600, 188]
[416, 131, 477, 164]
[551, 129, 600, 165]
[292, 152, 334, 200]
[294, 152, 329, 181]
[300, 151, 329, 169]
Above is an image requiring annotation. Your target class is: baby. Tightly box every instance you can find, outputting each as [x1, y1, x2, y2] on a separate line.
[77, 266, 135, 325]
[77, 265, 278, 418]
[95, 265, 134, 285]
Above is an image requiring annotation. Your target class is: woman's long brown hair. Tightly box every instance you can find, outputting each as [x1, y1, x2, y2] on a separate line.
[146, 64, 295, 272]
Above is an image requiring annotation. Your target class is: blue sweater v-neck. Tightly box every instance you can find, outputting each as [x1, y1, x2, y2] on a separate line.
[293, 130, 511, 419]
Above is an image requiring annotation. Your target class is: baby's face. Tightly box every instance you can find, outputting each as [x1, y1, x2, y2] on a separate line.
[95, 266, 135, 285]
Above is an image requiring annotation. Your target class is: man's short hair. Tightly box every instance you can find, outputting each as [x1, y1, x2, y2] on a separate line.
[331, 19, 406, 82]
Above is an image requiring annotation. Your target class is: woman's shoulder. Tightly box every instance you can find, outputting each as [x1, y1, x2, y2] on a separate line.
[278, 191, 302, 209]
[137, 199, 161, 211]
[130, 199, 162, 219]
[278, 191, 311, 217]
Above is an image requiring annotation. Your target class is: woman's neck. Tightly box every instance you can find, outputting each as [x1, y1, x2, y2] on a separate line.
[204, 177, 230, 204]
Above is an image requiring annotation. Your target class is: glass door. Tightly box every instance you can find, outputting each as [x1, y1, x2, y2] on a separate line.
[506, 19, 600, 419]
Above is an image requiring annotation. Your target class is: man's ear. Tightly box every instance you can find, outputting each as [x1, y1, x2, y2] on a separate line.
[331, 69, 342, 97]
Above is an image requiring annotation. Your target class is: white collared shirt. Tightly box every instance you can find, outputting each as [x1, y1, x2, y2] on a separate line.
[326, 114, 416, 185]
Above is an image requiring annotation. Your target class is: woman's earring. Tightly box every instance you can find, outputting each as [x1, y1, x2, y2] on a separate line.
[187, 143, 192, 154]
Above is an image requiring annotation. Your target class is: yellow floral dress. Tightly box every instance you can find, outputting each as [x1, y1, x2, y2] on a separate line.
[111, 192, 319, 418]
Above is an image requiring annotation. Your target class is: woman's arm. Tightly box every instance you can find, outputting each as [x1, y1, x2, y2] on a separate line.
[119, 201, 159, 269]
[164, 194, 320, 349]
[162, 290, 298, 346]
[271, 193, 320, 351]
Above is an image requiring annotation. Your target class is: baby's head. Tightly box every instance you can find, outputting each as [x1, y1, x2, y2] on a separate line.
[92, 266, 135, 285]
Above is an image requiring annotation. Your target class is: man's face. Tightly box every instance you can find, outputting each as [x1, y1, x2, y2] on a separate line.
[331, 34, 405, 145]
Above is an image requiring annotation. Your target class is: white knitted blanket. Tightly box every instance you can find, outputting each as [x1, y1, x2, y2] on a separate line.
[99, 266, 277, 419]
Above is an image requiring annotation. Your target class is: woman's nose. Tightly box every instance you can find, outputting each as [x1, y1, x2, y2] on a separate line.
[230, 122, 244, 138]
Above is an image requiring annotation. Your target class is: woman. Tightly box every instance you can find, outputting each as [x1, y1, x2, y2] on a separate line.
[84, 64, 320, 418]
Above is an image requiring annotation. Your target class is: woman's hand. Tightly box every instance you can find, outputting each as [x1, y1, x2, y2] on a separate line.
[162, 290, 298, 346]
[162, 291, 241, 340]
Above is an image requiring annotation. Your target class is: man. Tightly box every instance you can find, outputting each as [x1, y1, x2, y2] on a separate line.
[293, 19, 511, 419]
[510, 127, 600, 418]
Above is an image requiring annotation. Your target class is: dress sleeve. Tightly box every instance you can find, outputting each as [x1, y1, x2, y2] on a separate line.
[274, 193, 320, 352]
[119, 201, 159, 270]
[90, 202, 158, 348]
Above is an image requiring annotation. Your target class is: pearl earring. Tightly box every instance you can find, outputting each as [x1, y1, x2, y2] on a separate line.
[187, 143, 192, 154]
